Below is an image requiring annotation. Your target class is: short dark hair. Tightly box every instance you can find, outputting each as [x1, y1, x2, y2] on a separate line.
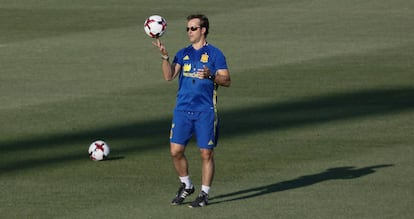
[187, 14, 209, 37]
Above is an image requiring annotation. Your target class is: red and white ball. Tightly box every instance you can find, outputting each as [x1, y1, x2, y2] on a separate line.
[144, 15, 167, 38]
[88, 140, 110, 161]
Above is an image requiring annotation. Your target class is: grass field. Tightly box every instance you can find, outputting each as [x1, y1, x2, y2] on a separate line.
[1, 0, 413, 218]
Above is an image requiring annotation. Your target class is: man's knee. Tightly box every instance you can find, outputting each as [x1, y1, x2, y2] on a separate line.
[170, 143, 185, 158]
[200, 149, 214, 161]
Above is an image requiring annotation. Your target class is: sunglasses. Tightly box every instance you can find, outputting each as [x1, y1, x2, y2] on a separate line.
[186, 26, 201, 32]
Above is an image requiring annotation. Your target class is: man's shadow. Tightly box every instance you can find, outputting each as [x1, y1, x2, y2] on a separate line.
[210, 164, 393, 204]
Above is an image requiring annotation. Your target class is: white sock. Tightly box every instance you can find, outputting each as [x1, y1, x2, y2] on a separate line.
[179, 176, 192, 189]
[201, 185, 210, 194]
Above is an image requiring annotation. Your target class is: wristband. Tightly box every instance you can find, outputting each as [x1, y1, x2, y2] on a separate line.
[161, 54, 169, 60]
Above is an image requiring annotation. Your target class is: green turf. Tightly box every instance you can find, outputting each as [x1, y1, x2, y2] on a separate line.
[1, 0, 413, 218]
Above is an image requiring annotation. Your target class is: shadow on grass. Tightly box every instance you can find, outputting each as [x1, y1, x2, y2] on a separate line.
[210, 164, 394, 204]
[104, 156, 125, 161]
[220, 87, 414, 136]
[0, 86, 413, 174]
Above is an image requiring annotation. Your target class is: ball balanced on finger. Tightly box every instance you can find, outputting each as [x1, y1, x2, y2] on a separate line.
[144, 15, 167, 38]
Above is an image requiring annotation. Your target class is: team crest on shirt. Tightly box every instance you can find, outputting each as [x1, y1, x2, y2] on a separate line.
[183, 55, 190, 60]
[200, 53, 209, 63]
[183, 63, 191, 72]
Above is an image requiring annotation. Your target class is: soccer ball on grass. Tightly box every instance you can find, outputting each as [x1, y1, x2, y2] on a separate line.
[88, 140, 110, 161]
[144, 15, 167, 38]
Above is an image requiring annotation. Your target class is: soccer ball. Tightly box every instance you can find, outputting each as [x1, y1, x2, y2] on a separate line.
[144, 15, 167, 38]
[88, 140, 110, 161]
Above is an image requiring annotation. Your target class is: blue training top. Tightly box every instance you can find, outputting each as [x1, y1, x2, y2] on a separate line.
[173, 43, 228, 112]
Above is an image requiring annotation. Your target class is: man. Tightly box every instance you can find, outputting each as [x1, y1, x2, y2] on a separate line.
[152, 14, 231, 207]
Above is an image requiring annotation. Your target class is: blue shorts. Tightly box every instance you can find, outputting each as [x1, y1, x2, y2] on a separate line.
[169, 110, 219, 149]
